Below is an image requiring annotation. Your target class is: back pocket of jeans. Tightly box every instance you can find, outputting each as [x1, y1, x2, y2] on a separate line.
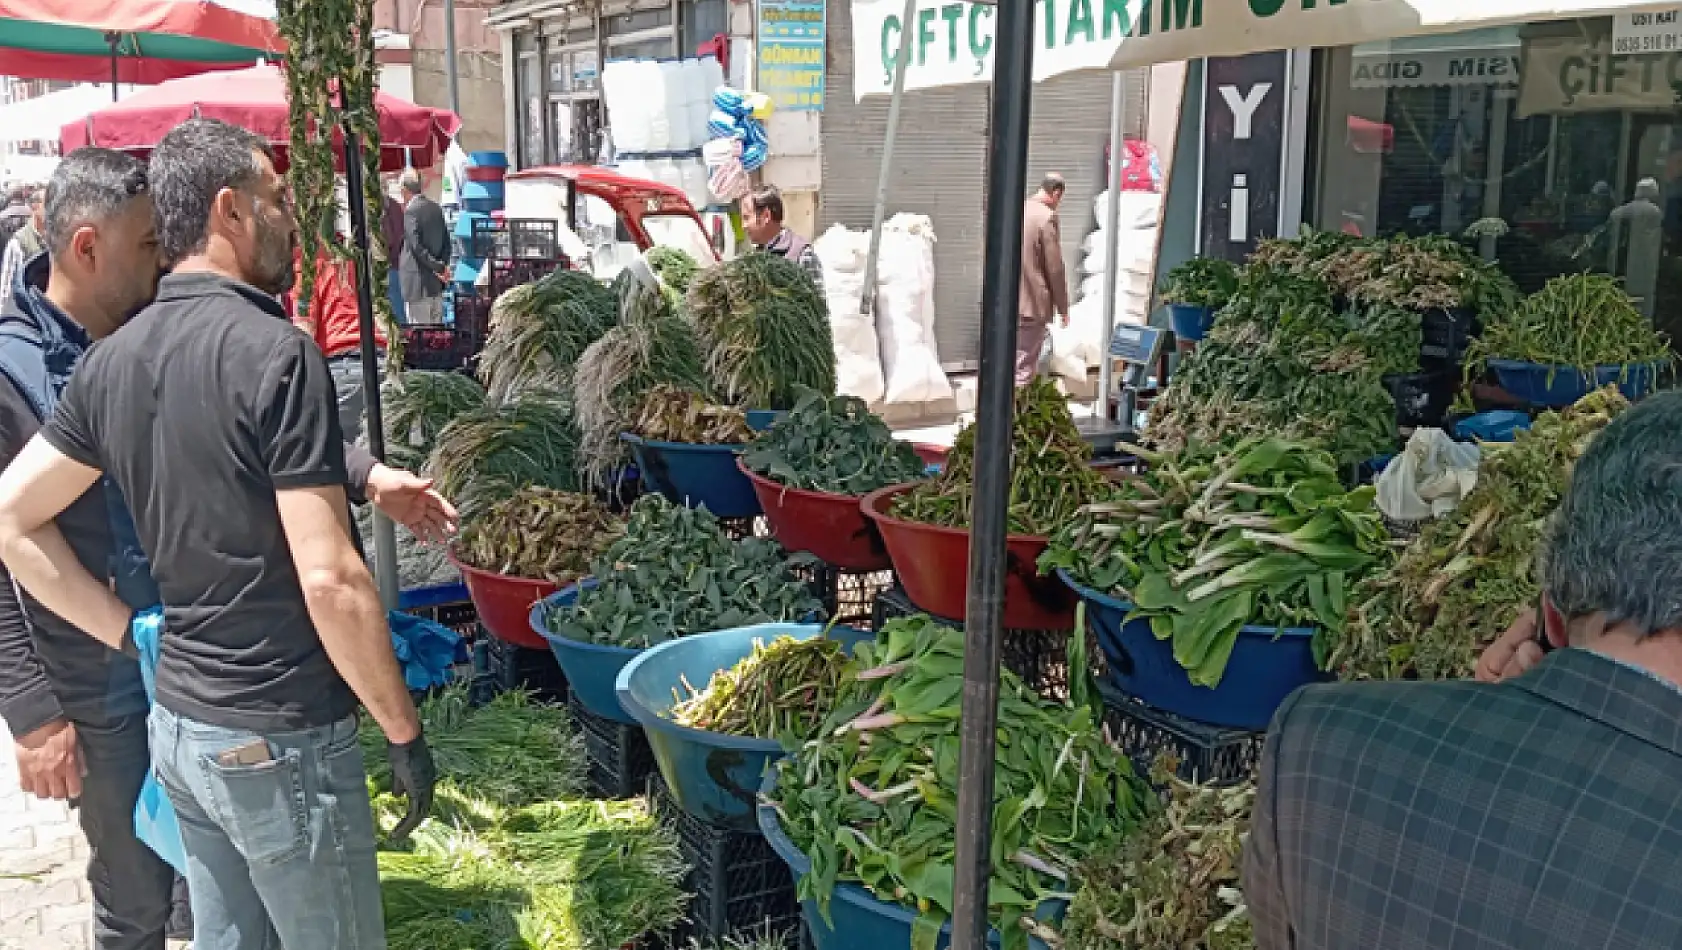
[199, 747, 308, 866]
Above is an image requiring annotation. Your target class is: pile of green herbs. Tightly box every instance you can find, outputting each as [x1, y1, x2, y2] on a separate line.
[670, 634, 853, 740]
[380, 370, 486, 473]
[743, 387, 927, 496]
[573, 272, 713, 487]
[1465, 273, 1671, 375]
[1252, 229, 1519, 315]
[647, 246, 700, 298]
[480, 269, 619, 402]
[1042, 437, 1387, 687]
[633, 384, 755, 444]
[766, 615, 1149, 950]
[365, 687, 687, 950]
[687, 251, 837, 410]
[1055, 760, 1254, 950]
[1160, 257, 1239, 309]
[455, 487, 622, 584]
[1331, 386, 1628, 681]
[426, 392, 580, 520]
[541, 497, 823, 649]
[1144, 263, 1405, 466]
[892, 377, 1109, 535]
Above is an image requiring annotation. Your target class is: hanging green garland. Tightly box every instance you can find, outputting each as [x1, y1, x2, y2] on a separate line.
[276, 0, 405, 371]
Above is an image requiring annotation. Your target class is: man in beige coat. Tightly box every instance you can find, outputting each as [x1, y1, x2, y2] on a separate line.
[1017, 174, 1071, 385]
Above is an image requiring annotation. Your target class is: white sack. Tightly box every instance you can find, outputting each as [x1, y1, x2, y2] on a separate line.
[876, 213, 953, 405]
[1093, 190, 1164, 232]
[1375, 428, 1482, 522]
[812, 224, 886, 404]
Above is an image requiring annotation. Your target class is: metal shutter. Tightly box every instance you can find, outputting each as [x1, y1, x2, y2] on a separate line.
[818, 0, 991, 368]
[1026, 69, 1150, 305]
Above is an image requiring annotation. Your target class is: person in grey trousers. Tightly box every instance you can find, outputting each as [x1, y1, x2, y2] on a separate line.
[398, 169, 449, 325]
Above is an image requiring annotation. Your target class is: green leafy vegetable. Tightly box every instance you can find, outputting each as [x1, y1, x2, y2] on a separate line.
[479, 269, 618, 402]
[426, 392, 580, 520]
[455, 487, 622, 584]
[1160, 257, 1239, 309]
[687, 251, 837, 410]
[380, 370, 487, 473]
[671, 634, 853, 740]
[743, 387, 927, 496]
[1466, 273, 1671, 376]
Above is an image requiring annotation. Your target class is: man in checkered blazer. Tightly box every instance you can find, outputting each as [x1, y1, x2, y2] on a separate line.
[1245, 390, 1682, 950]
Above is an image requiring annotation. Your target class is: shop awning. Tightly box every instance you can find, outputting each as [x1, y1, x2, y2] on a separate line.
[1107, 0, 1679, 69]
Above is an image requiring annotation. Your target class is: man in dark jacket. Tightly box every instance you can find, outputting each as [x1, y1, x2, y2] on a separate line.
[1017, 174, 1070, 386]
[0, 146, 452, 950]
[399, 168, 449, 325]
[742, 184, 824, 295]
[1245, 389, 1682, 950]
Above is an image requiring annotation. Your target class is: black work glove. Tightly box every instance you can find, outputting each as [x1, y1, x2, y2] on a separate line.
[386, 733, 437, 843]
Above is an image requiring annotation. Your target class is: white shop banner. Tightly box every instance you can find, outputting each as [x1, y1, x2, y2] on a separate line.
[1518, 33, 1682, 115]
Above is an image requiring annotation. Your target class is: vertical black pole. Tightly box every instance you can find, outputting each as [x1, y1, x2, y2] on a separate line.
[107, 33, 120, 101]
[950, 3, 1034, 950]
[340, 125, 387, 463]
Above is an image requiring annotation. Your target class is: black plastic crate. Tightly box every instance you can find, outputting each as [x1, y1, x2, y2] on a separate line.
[1098, 682, 1263, 785]
[402, 597, 480, 641]
[1383, 367, 1458, 429]
[573, 693, 657, 799]
[402, 326, 476, 371]
[805, 566, 895, 629]
[481, 635, 568, 704]
[1419, 306, 1479, 366]
[647, 773, 801, 944]
[871, 586, 1088, 702]
[719, 516, 773, 541]
[470, 217, 561, 261]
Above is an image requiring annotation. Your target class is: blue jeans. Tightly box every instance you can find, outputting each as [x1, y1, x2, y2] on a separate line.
[146, 704, 386, 950]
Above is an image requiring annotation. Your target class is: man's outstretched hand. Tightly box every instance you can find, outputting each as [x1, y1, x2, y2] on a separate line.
[386, 733, 436, 842]
[366, 464, 458, 545]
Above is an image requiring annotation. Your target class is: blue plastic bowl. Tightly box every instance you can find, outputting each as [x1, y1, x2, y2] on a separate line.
[453, 210, 489, 239]
[746, 409, 785, 431]
[617, 623, 872, 829]
[758, 768, 1060, 950]
[1454, 410, 1532, 443]
[461, 180, 506, 202]
[1168, 303, 1215, 342]
[467, 150, 510, 168]
[1058, 570, 1325, 731]
[461, 196, 503, 215]
[622, 434, 761, 518]
[531, 582, 640, 724]
[1489, 359, 1665, 407]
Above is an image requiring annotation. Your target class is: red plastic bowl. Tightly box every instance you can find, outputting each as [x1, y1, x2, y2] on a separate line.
[911, 443, 949, 467]
[449, 553, 561, 650]
[860, 484, 1075, 630]
[739, 460, 892, 571]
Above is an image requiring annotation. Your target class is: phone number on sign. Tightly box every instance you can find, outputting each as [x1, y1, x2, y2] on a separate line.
[1615, 33, 1682, 54]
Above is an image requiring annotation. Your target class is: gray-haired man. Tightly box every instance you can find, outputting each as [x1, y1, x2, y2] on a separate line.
[398, 168, 449, 326]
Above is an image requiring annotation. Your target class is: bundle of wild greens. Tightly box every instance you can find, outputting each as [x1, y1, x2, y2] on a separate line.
[892, 377, 1108, 535]
[1057, 762, 1254, 950]
[633, 384, 755, 444]
[455, 487, 622, 584]
[1160, 257, 1240, 309]
[1145, 264, 1402, 465]
[1465, 273, 1671, 375]
[1332, 386, 1628, 681]
[743, 387, 927, 496]
[479, 269, 619, 402]
[573, 273, 712, 487]
[647, 246, 700, 297]
[426, 392, 580, 519]
[767, 616, 1150, 950]
[1042, 437, 1387, 688]
[1256, 230, 1519, 316]
[380, 370, 486, 472]
[541, 497, 823, 649]
[686, 251, 837, 409]
[670, 635, 853, 740]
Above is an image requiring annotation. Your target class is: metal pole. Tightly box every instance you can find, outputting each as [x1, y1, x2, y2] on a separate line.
[342, 123, 401, 610]
[951, 2, 1033, 948]
[857, 0, 918, 319]
[444, 0, 462, 118]
[107, 33, 120, 102]
[1095, 71, 1126, 418]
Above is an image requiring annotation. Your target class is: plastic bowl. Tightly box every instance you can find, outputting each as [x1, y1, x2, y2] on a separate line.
[740, 461, 892, 571]
[758, 768, 1059, 950]
[530, 582, 640, 724]
[1059, 569, 1325, 731]
[860, 484, 1075, 630]
[1488, 359, 1665, 407]
[397, 581, 470, 611]
[450, 554, 560, 650]
[622, 433, 761, 519]
[1168, 303, 1215, 342]
[616, 623, 872, 829]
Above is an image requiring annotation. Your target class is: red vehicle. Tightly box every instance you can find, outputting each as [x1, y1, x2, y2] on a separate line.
[503, 164, 719, 274]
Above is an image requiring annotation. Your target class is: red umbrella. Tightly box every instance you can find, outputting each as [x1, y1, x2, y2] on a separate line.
[60, 63, 461, 171]
[0, 0, 284, 87]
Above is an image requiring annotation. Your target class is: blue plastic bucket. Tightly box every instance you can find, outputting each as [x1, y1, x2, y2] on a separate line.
[531, 582, 640, 724]
[622, 434, 761, 518]
[1058, 570, 1325, 731]
[758, 768, 1059, 950]
[467, 150, 511, 168]
[1168, 303, 1215, 342]
[616, 623, 872, 829]
[461, 179, 506, 202]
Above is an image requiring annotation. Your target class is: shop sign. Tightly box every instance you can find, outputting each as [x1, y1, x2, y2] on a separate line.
[1350, 48, 1520, 89]
[759, 0, 828, 112]
[1517, 34, 1682, 116]
[1199, 52, 1288, 263]
[1613, 7, 1682, 55]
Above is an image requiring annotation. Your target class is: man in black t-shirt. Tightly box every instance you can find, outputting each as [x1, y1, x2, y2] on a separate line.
[0, 119, 434, 949]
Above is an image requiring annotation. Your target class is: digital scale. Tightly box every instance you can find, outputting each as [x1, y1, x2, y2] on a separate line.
[1075, 323, 1168, 457]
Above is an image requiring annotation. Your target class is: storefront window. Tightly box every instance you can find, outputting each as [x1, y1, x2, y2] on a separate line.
[518, 34, 545, 168]
[1313, 17, 1682, 341]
